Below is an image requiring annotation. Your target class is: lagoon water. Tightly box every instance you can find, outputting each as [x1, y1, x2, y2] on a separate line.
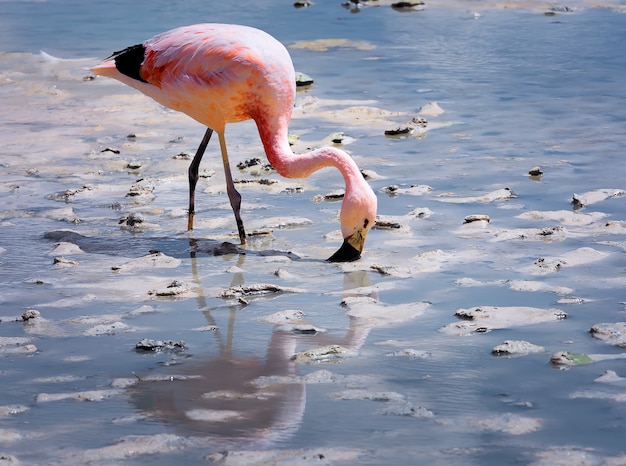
[1, 1, 626, 464]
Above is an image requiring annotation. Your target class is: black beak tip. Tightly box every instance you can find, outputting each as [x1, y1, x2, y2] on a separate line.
[327, 240, 362, 263]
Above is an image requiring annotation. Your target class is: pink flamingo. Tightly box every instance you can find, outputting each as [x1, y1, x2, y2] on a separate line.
[92, 23, 377, 262]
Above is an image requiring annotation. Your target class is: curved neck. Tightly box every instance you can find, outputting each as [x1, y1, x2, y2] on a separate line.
[257, 119, 362, 184]
[255, 116, 377, 249]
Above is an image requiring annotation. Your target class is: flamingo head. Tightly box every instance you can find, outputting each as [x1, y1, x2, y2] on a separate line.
[327, 182, 377, 262]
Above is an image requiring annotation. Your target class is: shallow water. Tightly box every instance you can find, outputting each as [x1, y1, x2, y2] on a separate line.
[1, 1, 626, 464]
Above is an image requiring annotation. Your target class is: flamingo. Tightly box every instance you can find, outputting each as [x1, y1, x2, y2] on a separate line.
[91, 23, 377, 262]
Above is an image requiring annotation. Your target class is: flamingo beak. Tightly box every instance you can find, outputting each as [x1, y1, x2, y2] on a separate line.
[327, 227, 368, 262]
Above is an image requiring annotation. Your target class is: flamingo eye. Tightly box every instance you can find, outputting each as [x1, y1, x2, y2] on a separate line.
[363, 218, 369, 228]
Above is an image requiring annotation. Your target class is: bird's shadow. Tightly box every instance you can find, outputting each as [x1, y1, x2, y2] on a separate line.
[43, 229, 305, 262]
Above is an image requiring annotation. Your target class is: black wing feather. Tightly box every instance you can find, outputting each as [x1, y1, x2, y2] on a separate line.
[106, 44, 148, 83]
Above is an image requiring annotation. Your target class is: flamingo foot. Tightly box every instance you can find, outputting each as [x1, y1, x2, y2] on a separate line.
[236, 220, 247, 245]
[187, 211, 195, 231]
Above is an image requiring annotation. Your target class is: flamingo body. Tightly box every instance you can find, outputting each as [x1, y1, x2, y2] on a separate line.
[92, 23, 377, 262]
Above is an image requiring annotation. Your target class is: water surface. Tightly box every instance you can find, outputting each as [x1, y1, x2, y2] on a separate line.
[1, 1, 625, 464]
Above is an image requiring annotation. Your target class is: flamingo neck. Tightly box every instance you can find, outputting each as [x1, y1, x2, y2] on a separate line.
[257, 121, 362, 185]
[256, 118, 376, 251]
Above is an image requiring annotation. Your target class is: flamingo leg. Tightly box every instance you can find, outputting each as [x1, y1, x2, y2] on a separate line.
[217, 131, 247, 244]
[187, 127, 214, 231]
